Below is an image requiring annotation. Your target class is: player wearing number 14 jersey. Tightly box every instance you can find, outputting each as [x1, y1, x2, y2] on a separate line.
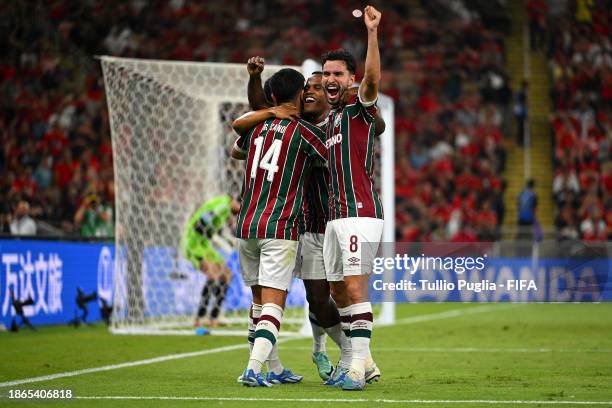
[231, 68, 327, 387]
[233, 100, 326, 242]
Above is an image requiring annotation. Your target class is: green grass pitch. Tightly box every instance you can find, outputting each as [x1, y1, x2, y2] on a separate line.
[0, 303, 611, 407]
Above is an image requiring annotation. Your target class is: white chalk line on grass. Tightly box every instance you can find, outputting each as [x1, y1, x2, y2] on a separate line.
[283, 346, 612, 353]
[72, 396, 612, 405]
[0, 343, 249, 388]
[392, 304, 518, 326]
[0, 304, 512, 388]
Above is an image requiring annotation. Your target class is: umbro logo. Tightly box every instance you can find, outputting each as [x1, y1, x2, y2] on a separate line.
[348, 257, 360, 266]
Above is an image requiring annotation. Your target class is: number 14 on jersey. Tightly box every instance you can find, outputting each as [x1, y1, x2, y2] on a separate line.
[250, 137, 282, 182]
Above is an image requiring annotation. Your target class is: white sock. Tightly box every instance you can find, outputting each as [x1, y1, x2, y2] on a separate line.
[309, 311, 327, 353]
[337, 306, 353, 369]
[324, 322, 352, 367]
[349, 302, 373, 376]
[247, 303, 283, 373]
[248, 303, 262, 354]
[266, 344, 284, 375]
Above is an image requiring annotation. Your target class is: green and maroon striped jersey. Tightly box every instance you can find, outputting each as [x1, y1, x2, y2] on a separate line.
[302, 118, 329, 234]
[325, 94, 383, 220]
[234, 118, 327, 240]
[303, 161, 329, 234]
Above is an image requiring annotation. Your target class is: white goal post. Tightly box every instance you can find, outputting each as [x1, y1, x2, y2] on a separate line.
[100, 56, 395, 336]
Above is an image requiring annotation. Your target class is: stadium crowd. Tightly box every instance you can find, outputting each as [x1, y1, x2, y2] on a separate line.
[548, 0, 612, 240]
[0, 0, 510, 241]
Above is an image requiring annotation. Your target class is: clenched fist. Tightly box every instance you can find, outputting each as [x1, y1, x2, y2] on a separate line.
[364, 5, 381, 31]
[247, 56, 265, 76]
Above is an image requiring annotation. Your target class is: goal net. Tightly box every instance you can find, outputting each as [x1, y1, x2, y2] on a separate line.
[100, 56, 395, 336]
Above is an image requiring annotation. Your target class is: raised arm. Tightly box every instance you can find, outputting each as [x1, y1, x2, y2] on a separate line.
[247, 56, 271, 110]
[232, 104, 299, 136]
[359, 5, 382, 104]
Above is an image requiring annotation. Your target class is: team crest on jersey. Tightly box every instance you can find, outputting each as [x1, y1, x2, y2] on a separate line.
[333, 112, 342, 128]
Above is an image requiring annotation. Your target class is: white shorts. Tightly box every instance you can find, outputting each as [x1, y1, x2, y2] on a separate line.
[293, 232, 326, 281]
[323, 217, 384, 281]
[237, 238, 299, 291]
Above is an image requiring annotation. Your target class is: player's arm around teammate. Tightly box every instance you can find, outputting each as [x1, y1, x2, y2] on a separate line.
[232, 68, 328, 387]
[232, 104, 299, 135]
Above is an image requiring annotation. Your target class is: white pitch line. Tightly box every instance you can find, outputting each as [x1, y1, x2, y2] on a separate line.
[0, 343, 249, 388]
[72, 396, 612, 405]
[393, 304, 517, 326]
[0, 305, 512, 388]
[282, 346, 612, 353]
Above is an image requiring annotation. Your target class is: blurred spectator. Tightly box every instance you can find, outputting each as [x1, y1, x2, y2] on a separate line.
[514, 80, 528, 145]
[548, 0, 611, 240]
[74, 193, 114, 238]
[517, 179, 538, 240]
[580, 207, 607, 241]
[575, 0, 594, 24]
[9, 200, 37, 236]
[553, 165, 580, 197]
[526, 0, 547, 51]
[555, 202, 580, 240]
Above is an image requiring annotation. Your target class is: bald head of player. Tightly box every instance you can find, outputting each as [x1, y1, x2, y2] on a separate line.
[321, 49, 357, 108]
[268, 68, 305, 111]
[302, 72, 330, 124]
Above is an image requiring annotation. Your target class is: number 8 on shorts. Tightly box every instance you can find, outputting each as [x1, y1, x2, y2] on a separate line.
[323, 217, 384, 281]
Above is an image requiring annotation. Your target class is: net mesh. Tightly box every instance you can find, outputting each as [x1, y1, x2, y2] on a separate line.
[101, 57, 306, 335]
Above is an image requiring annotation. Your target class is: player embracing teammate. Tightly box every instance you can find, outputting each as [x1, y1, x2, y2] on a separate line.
[231, 68, 328, 387]
[232, 5, 384, 392]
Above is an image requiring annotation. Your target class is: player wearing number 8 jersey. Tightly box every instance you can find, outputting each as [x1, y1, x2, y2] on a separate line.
[326, 96, 382, 219]
[231, 68, 327, 387]
[321, 5, 384, 391]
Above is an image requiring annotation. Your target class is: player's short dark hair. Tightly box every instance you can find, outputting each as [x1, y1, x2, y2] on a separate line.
[321, 49, 356, 74]
[306, 72, 323, 88]
[269, 68, 305, 104]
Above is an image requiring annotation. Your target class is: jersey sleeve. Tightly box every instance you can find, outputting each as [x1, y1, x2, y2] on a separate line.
[234, 127, 256, 154]
[233, 136, 247, 154]
[356, 85, 378, 123]
[297, 119, 327, 163]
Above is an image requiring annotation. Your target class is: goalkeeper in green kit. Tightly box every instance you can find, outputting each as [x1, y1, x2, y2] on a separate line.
[181, 194, 240, 327]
